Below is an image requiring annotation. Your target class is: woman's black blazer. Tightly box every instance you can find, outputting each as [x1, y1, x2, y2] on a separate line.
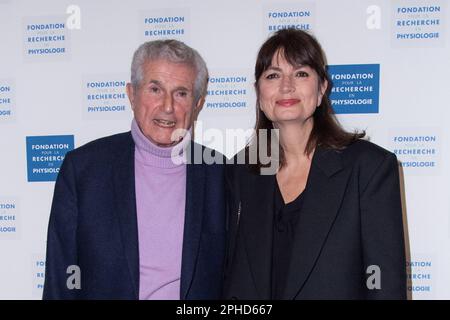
[224, 139, 407, 299]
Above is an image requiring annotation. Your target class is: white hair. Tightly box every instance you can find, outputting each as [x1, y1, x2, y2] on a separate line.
[130, 39, 208, 103]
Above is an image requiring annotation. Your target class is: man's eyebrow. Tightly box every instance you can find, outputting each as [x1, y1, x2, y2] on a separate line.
[148, 79, 192, 92]
[148, 79, 162, 86]
[173, 85, 190, 92]
[146, 80, 191, 92]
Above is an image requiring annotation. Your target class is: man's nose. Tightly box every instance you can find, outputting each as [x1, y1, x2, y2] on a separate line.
[162, 93, 174, 113]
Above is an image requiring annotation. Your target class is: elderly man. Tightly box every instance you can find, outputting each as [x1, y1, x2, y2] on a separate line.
[43, 40, 226, 299]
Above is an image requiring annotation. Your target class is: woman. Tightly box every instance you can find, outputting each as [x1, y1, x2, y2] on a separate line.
[223, 28, 406, 299]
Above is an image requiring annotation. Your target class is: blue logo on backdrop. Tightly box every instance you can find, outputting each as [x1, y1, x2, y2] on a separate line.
[0, 82, 13, 121]
[406, 260, 433, 294]
[35, 259, 45, 291]
[26, 23, 65, 54]
[83, 77, 129, 120]
[390, 131, 439, 172]
[86, 80, 127, 113]
[206, 76, 248, 109]
[328, 64, 380, 114]
[140, 9, 189, 41]
[26, 135, 74, 182]
[23, 16, 70, 60]
[396, 6, 441, 39]
[0, 203, 16, 234]
[0, 199, 18, 238]
[32, 256, 46, 297]
[267, 11, 312, 31]
[391, 1, 446, 48]
[264, 3, 315, 34]
[144, 16, 185, 37]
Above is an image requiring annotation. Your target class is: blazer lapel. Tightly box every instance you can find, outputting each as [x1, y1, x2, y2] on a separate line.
[180, 142, 205, 299]
[112, 133, 139, 299]
[242, 171, 275, 299]
[283, 147, 352, 299]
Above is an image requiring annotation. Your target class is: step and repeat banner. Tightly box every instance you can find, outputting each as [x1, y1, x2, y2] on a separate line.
[0, 0, 449, 299]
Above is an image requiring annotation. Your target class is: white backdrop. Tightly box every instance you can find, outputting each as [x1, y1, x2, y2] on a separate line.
[0, 0, 448, 299]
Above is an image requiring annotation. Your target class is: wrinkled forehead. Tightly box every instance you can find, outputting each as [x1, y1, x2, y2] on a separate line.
[142, 59, 196, 86]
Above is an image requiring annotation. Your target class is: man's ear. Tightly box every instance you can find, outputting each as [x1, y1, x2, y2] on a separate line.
[126, 83, 135, 110]
[194, 96, 205, 115]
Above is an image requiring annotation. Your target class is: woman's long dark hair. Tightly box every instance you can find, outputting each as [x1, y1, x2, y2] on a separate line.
[248, 28, 365, 172]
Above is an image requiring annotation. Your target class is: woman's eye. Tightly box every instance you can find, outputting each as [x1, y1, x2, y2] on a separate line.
[266, 73, 279, 79]
[296, 71, 309, 78]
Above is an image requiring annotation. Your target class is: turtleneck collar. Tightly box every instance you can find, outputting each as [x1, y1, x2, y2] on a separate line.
[131, 118, 188, 169]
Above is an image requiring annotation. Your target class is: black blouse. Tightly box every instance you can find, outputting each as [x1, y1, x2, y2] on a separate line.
[271, 183, 305, 299]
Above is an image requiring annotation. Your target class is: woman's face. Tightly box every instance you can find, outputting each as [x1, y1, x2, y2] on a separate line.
[257, 51, 327, 127]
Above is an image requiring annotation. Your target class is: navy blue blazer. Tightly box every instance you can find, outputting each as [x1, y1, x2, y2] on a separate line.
[43, 132, 226, 299]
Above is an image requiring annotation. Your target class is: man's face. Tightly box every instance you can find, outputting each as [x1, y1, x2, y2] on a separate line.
[126, 59, 202, 147]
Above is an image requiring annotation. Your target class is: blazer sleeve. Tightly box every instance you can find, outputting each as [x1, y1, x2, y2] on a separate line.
[360, 152, 407, 299]
[42, 153, 79, 299]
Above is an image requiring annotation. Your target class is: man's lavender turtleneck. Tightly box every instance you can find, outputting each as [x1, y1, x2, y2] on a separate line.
[131, 119, 186, 300]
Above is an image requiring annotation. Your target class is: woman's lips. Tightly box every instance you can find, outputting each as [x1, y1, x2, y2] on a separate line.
[276, 99, 300, 107]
